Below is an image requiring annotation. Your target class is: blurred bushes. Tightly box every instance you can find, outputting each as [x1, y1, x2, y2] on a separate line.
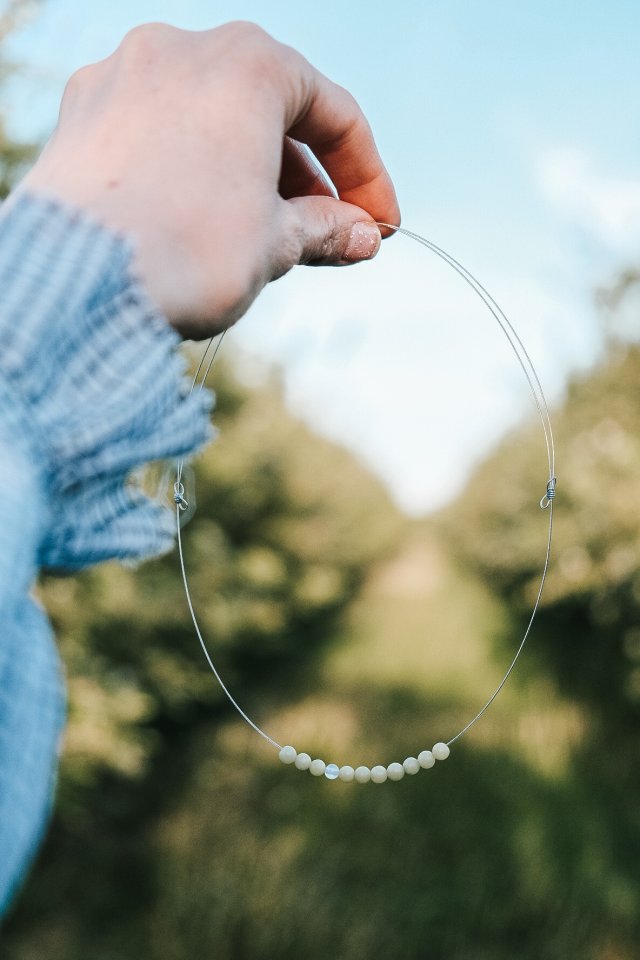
[5, 328, 640, 959]
[0, 0, 42, 197]
[441, 337, 640, 727]
[434, 298, 640, 958]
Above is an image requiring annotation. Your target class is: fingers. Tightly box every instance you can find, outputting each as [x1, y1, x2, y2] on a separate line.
[279, 137, 335, 200]
[275, 195, 381, 274]
[282, 51, 401, 236]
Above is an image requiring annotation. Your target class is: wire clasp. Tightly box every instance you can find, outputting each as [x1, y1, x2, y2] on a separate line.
[540, 476, 557, 509]
[174, 480, 189, 511]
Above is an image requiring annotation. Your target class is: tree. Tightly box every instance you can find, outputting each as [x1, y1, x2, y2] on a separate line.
[0, 1, 42, 196]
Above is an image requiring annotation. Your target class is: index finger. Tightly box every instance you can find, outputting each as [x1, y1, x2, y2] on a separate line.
[283, 53, 401, 235]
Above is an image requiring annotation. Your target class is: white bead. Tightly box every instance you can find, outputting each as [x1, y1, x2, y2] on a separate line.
[432, 742, 450, 761]
[339, 765, 355, 782]
[279, 745, 297, 765]
[387, 762, 405, 781]
[370, 765, 388, 784]
[309, 758, 326, 777]
[294, 752, 311, 770]
[418, 750, 435, 769]
[354, 765, 371, 783]
[403, 757, 420, 775]
[325, 763, 340, 780]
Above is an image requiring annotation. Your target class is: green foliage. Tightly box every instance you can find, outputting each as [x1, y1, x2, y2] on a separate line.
[432, 295, 640, 958]
[0, 1, 42, 196]
[441, 339, 640, 727]
[5, 335, 640, 959]
[0, 124, 35, 197]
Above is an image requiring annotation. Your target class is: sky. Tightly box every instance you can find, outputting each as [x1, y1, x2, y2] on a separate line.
[4, 0, 640, 513]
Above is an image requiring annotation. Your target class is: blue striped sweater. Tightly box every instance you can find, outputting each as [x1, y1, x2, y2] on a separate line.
[0, 193, 214, 915]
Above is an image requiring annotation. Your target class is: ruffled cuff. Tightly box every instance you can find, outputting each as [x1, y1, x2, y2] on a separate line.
[0, 193, 214, 570]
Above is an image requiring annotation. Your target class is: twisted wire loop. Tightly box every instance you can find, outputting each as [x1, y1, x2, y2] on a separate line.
[540, 476, 557, 509]
[173, 481, 189, 511]
[174, 228, 558, 758]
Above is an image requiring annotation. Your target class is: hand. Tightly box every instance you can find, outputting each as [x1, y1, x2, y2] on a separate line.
[15, 21, 400, 338]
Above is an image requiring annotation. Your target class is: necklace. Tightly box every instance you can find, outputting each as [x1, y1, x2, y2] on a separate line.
[173, 224, 556, 785]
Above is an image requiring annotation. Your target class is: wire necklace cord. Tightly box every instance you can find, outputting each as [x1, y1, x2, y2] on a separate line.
[173, 224, 557, 784]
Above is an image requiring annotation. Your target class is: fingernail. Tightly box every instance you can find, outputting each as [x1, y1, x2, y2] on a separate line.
[343, 222, 381, 262]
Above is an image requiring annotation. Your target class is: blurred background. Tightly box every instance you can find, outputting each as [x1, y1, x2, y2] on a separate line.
[2, 1, 640, 958]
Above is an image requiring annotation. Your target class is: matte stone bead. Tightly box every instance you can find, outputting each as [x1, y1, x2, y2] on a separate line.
[387, 762, 405, 781]
[354, 766, 371, 783]
[370, 765, 388, 784]
[403, 757, 420, 775]
[294, 752, 311, 770]
[279, 745, 297, 765]
[325, 763, 340, 780]
[418, 750, 435, 769]
[432, 742, 450, 761]
[309, 758, 326, 777]
[339, 765, 355, 782]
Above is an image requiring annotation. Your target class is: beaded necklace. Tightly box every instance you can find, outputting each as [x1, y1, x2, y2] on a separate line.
[174, 225, 556, 785]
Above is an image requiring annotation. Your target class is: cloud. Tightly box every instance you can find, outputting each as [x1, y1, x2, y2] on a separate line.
[537, 147, 640, 253]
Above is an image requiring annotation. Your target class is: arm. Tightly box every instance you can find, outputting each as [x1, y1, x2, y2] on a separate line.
[0, 356, 60, 916]
[0, 20, 399, 912]
[0, 194, 212, 913]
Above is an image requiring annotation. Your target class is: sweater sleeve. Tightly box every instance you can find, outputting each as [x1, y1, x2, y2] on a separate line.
[0, 193, 214, 914]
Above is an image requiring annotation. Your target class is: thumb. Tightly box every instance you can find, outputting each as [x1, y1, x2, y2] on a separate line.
[283, 195, 382, 269]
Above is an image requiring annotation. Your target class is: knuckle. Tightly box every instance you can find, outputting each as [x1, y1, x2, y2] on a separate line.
[119, 21, 176, 58]
[221, 20, 266, 36]
[220, 20, 271, 45]
[222, 21, 279, 70]
[62, 66, 85, 97]
[207, 22, 298, 96]
[62, 63, 97, 104]
[273, 41, 301, 78]
[337, 84, 360, 113]
[333, 85, 366, 133]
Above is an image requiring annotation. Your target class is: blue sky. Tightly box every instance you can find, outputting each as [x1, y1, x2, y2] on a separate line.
[5, 1, 640, 512]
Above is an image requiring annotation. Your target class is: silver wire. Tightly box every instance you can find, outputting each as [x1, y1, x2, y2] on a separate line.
[377, 224, 555, 483]
[175, 329, 282, 749]
[175, 227, 557, 754]
[175, 502, 282, 750]
[176, 331, 226, 491]
[446, 502, 553, 746]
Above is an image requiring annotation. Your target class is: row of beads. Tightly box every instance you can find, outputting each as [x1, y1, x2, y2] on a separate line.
[278, 742, 450, 782]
